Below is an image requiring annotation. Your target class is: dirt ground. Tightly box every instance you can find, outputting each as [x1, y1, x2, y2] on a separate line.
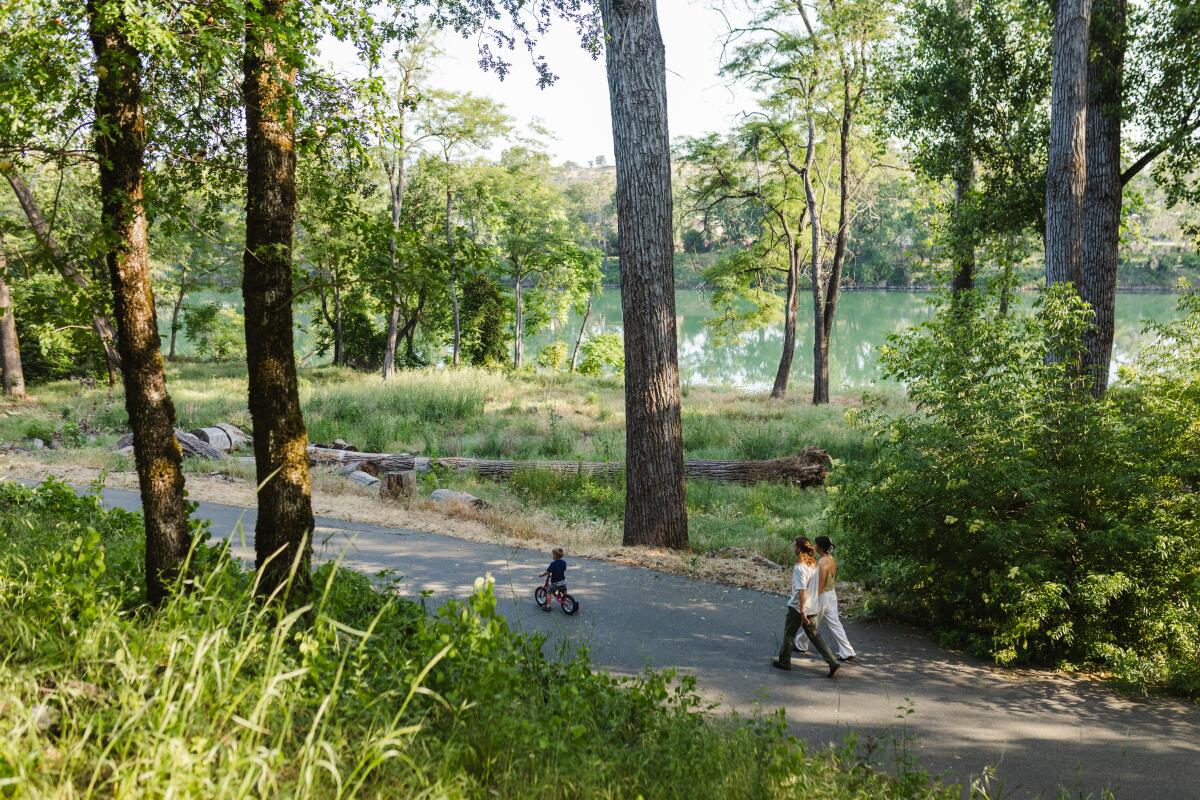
[0, 451, 868, 606]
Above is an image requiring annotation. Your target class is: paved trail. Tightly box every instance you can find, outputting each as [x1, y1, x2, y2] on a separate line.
[94, 488, 1200, 800]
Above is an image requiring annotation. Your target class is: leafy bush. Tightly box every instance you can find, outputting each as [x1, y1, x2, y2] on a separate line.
[0, 479, 956, 798]
[12, 272, 108, 382]
[535, 340, 568, 371]
[182, 302, 245, 361]
[577, 331, 624, 377]
[832, 287, 1200, 694]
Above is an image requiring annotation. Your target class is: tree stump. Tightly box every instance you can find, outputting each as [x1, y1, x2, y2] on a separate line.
[380, 470, 417, 503]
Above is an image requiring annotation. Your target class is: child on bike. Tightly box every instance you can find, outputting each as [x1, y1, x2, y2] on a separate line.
[538, 547, 567, 612]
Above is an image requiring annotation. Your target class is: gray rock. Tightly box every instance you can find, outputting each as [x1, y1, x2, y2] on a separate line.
[30, 438, 44, 449]
[346, 470, 381, 487]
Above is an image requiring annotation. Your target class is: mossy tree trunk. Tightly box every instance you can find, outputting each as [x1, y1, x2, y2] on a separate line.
[88, 0, 190, 604]
[243, 0, 314, 602]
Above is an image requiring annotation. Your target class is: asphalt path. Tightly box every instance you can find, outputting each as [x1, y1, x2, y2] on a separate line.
[90, 487, 1200, 799]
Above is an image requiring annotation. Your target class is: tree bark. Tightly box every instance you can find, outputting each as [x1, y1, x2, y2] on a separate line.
[243, 0, 314, 602]
[167, 264, 188, 361]
[570, 296, 592, 372]
[0, 235, 26, 398]
[770, 237, 800, 399]
[446, 181, 461, 367]
[1045, 0, 1093, 288]
[513, 267, 523, 369]
[4, 169, 123, 372]
[951, 163, 976, 293]
[88, 0, 189, 605]
[1080, 0, 1125, 395]
[599, 0, 688, 549]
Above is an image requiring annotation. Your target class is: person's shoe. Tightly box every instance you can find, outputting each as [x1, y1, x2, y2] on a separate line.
[542, 605, 552, 612]
[827, 662, 840, 678]
[771, 658, 792, 672]
[841, 655, 856, 663]
[792, 645, 804, 654]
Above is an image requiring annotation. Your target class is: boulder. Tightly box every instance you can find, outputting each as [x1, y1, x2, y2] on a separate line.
[430, 488, 490, 510]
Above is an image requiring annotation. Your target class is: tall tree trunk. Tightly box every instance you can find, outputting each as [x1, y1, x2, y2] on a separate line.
[333, 275, 343, 366]
[800, 82, 826, 405]
[0, 235, 26, 398]
[570, 296, 593, 372]
[4, 169, 123, 372]
[382, 147, 406, 379]
[513, 267, 523, 369]
[446, 182, 461, 367]
[599, 0, 688, 550]
[1080, 0, 1125, 395]
[1045, 0, 1093, 288]
[383, 299, 401, 376]
[950, 163, 976, 293]
[88, 0, 189, 604]
[770, 237, 800, 399]
[244, 0, 314, 602]
[167, 265, 188, 361]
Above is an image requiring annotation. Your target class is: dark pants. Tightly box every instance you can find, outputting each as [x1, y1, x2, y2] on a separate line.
[777, 606, 838, 667]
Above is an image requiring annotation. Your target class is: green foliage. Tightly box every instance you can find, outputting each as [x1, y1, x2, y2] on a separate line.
[0, 479, 956, 798]
[11, 272, 107, 382]
[535, 340, 568, 371]
[577, 332, 624, 377]
[460, 274, 510, 368]
[181, 302, 245, 361]
[833, 287, 1200, 694]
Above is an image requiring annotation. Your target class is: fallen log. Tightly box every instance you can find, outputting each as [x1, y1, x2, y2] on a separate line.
[115, 429, 225, 460]
[190, 423, 250, 453]
[307, 445, 831, 487]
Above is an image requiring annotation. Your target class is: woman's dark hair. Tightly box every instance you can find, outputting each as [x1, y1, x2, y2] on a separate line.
[815, 536, 834, 553]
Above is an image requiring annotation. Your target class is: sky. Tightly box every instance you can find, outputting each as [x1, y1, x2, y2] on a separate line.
[320, 1, 759, 165]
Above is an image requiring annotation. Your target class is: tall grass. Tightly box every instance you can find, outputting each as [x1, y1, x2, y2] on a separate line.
[0, 479, 959, 799]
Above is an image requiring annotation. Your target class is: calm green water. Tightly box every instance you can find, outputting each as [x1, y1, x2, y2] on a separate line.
[531, 289, 1183, 392]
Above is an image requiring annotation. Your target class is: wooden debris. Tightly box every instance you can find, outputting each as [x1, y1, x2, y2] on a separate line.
[115, 429, 224, 460]
[380, 470, 417, 502]
[307, 444, 832, 487]
[189, 423, 250, 453]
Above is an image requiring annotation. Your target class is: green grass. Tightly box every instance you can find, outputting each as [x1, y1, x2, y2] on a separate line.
[1, 363, 906, 563]
[0, 479, 959, 799]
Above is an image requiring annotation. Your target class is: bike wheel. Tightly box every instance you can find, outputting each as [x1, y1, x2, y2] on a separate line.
[535, 586, 547, 606]
[560, 593, 578, 615]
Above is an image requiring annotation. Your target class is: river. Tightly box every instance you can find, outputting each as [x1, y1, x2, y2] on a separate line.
[530, 289, 1183, 392]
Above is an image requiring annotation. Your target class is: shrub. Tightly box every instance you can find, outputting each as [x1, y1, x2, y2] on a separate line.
[832, 287, 1200, 694]
[182, 302, 245, 361]
[535, 340, 568, 371]
[577, 332, 624, 377]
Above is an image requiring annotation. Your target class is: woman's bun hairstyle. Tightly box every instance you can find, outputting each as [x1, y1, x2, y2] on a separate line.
[815, 535, 834, 553]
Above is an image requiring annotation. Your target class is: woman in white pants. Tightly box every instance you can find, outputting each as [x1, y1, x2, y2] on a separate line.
[794, 535, 856, 661]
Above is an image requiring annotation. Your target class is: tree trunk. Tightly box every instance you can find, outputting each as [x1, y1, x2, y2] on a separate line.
[599, 0, 688, 550]
[383, 298, 401, 377]
[570, 296, 592, 372]
[4, 169, 123, 372]
[1080, 0, 1125, 395]
[446, 181, 461, 367]
[951, 164, 976, 293]
[0, 235, 26, 398]
[167, 265, 187, 361]
[88, 0, 189, 605]
[243, 0, 314, 602]
[770, 237, 800, 399]
[333, 274, 343, 366]
[513, 267, 523, 369]
[1045, 0, 1093, 288]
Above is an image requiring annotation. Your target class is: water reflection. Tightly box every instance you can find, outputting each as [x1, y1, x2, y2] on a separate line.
[530, 290, 1182, 392]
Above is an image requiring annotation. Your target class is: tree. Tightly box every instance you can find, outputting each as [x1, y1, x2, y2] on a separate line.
[419, 91, 510, 367]
[1044, 0, 1092, 290]
[678, 117, 809, 399]
[87, 0, 189, 604]
[598, 0, 688, 549]
[367, 30, 438, 380]
[493, 148, 597, 369]
[243, 0, 314, 602]
[0, 232, 25, 397]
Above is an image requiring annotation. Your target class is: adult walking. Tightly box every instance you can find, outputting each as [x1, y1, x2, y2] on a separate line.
[772, 536, 840, 677]
[794, 535, 856, 661]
